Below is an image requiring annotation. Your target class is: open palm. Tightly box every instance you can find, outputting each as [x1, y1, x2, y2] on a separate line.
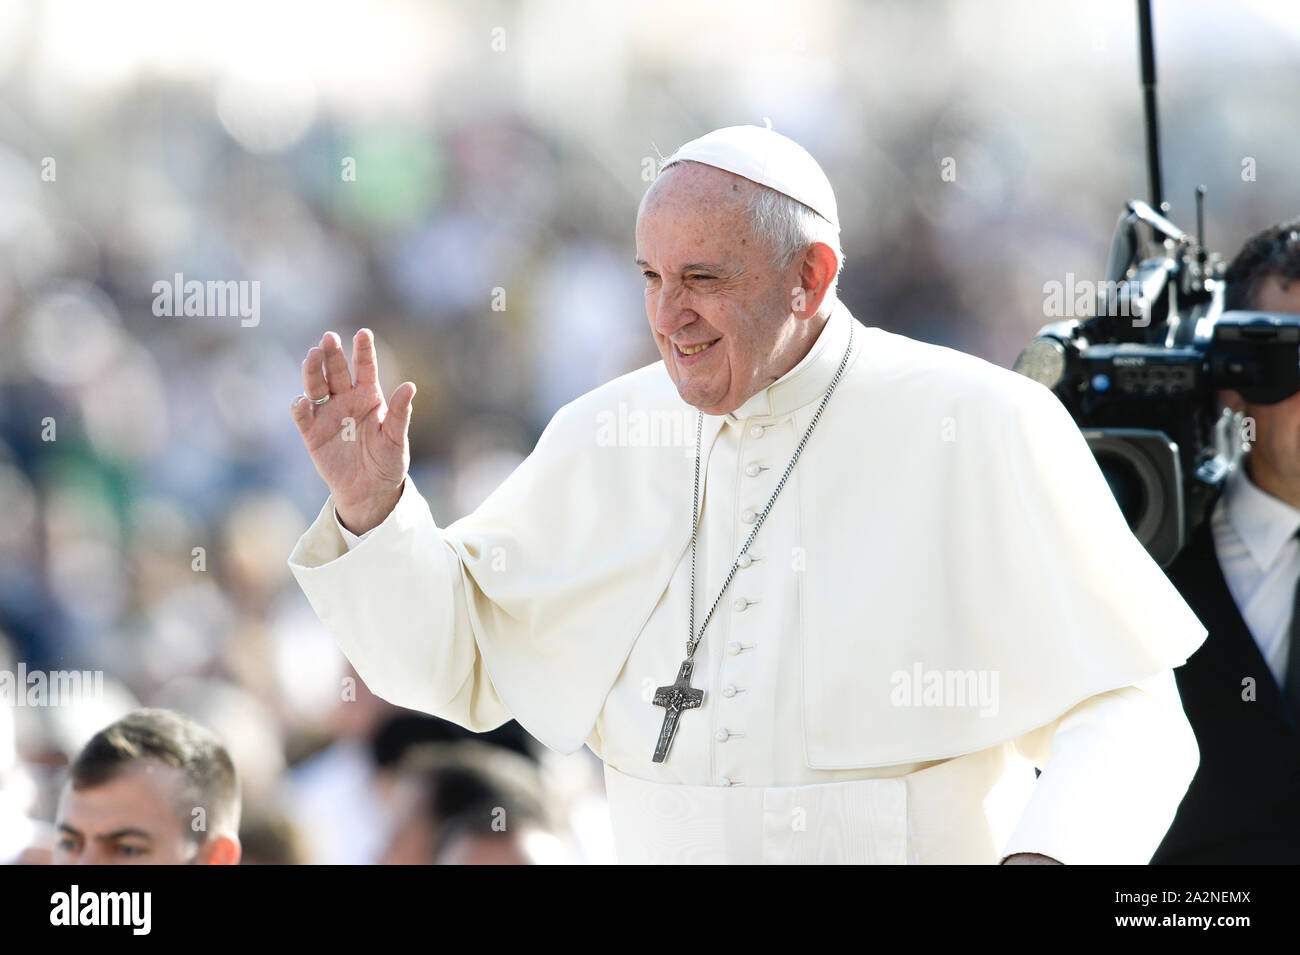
[291, 329, 416, 534]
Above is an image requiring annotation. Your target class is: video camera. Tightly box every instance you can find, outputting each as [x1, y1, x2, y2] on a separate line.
[1011, 1, 1300, 567]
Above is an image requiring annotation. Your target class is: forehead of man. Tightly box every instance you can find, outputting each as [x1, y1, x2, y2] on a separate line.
[637, 163, 762, 265]
[58, 758, 193, 843]
[1253, 273, 1300, 313]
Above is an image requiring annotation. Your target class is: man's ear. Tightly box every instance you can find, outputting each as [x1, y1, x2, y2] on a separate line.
[199, 834, 242, 866]
[1218, 389, 1248, 415]
[792, 241, 838, 320]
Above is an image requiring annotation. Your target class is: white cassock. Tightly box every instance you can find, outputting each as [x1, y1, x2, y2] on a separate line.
[288, 300, 1207, 864]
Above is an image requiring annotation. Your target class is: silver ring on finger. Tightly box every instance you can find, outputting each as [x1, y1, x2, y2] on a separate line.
[305, 392, 330, 406]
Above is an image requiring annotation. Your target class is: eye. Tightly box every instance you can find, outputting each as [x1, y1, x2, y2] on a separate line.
[57, 836, 80, 852]
[117, 844, 147, 857]
[642, 270, 659, 282]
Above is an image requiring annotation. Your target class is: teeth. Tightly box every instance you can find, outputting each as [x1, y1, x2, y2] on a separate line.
[680, 340, 715, 355]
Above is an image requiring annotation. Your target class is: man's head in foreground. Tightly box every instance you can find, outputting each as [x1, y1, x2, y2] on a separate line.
[635, 125, 844, 416]
[1218, 216, 1300, 507]
[379, 740, 564, 865]
[54, 708, 241, 865]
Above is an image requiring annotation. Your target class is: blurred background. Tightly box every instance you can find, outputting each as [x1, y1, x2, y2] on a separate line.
[0, 0, 1297, 864]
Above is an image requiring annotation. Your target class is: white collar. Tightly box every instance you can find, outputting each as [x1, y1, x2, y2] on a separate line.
[1221, 457, 1300, 572]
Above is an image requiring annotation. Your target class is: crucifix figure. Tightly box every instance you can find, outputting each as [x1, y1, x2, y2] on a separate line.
[652, 659, 705, 763]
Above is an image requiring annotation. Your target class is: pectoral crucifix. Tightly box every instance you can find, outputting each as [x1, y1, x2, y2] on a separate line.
[652, 659, 705, 762]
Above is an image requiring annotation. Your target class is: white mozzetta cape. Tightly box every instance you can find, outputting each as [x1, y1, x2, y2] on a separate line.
[289, 302, 1206, 774]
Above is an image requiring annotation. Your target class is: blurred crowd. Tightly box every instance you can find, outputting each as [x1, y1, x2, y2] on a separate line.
[1, 0, 1298, 863]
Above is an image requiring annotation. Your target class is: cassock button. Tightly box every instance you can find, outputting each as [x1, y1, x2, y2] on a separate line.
[726, 641, 742, 655]
[741, 509, 756, 523]
[722, 684, 737, 698]
[737, 554, 752, 568]
[745, 463, 761, 477]
[719, 776, 732, 787]
[749, 424, 765, 438]
[715, 729, 730, 742]
[733, 597, 748, 612]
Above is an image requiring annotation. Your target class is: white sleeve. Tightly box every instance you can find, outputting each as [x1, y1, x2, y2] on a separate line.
[288, 478, 513, 732]
[1000, 669, 1199, 865]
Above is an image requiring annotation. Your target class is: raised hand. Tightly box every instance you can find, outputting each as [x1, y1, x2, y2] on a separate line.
[291, 329, 416, 535]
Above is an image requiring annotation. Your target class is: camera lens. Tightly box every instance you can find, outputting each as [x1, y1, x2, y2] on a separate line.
[1096, 453, 1148, 528]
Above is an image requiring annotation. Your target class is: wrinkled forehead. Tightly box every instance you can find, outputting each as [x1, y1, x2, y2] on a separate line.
[638, 162, 758, 224]
[635, 165, 761, 269]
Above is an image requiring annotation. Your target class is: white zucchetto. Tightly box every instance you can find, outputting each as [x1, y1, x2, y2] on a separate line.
[661, 124, 840, 230]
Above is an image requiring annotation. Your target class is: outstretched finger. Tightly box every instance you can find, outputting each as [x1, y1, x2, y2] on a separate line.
[321, 331, 352, 395]
[302, 346, 327, 401]
[353, 328, 379, 388]
[384, 381, 417, 445]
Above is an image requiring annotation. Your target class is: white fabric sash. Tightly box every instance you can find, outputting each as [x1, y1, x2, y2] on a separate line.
[604, 743, 1037, 864]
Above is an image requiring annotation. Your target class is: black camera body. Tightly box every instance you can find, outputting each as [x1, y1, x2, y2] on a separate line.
[1014, 199, 1300, 566]
[1011, 1, 1300, 567]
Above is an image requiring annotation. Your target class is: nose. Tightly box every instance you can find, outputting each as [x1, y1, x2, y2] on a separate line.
[650, 282, 696, 340]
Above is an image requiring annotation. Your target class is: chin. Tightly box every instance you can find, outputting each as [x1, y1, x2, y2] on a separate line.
[673, 381, 717, 412]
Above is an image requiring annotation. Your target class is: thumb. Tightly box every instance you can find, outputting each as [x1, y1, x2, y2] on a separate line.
[384, 381, 416, 442]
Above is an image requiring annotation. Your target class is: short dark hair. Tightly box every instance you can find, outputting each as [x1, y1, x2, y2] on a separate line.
[69, 708, 240, 842]
[393, 740, 553, 862]
[433, 797, 548, 862]
[1224, 216, 1300, 311]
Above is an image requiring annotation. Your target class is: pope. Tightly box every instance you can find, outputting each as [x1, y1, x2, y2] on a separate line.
[288, 125, 1207, 864]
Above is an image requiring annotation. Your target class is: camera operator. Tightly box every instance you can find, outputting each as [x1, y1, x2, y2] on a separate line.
[1154, 217, 1300, 864]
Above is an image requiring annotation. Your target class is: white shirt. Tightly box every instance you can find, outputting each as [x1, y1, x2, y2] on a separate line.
[1210, 459, 1300, 687]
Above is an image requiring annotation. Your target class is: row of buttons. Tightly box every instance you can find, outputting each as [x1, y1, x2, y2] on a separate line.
[718, 422, 771, 787]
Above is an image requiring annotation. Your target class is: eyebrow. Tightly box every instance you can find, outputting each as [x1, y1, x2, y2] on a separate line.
[57, 823, 154, 842]
[98, 828, 154, 841]
[634, 259, 729, 274]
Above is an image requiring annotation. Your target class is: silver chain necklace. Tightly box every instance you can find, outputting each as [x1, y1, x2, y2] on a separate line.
[651, 320, 854, 763]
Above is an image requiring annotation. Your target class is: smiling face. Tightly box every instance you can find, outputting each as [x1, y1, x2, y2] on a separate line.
[635, 162, 832, 415]
[55, 759, 200, 865]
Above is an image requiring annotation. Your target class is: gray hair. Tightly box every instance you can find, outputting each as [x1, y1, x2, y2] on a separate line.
[658, 158, 844, 303]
